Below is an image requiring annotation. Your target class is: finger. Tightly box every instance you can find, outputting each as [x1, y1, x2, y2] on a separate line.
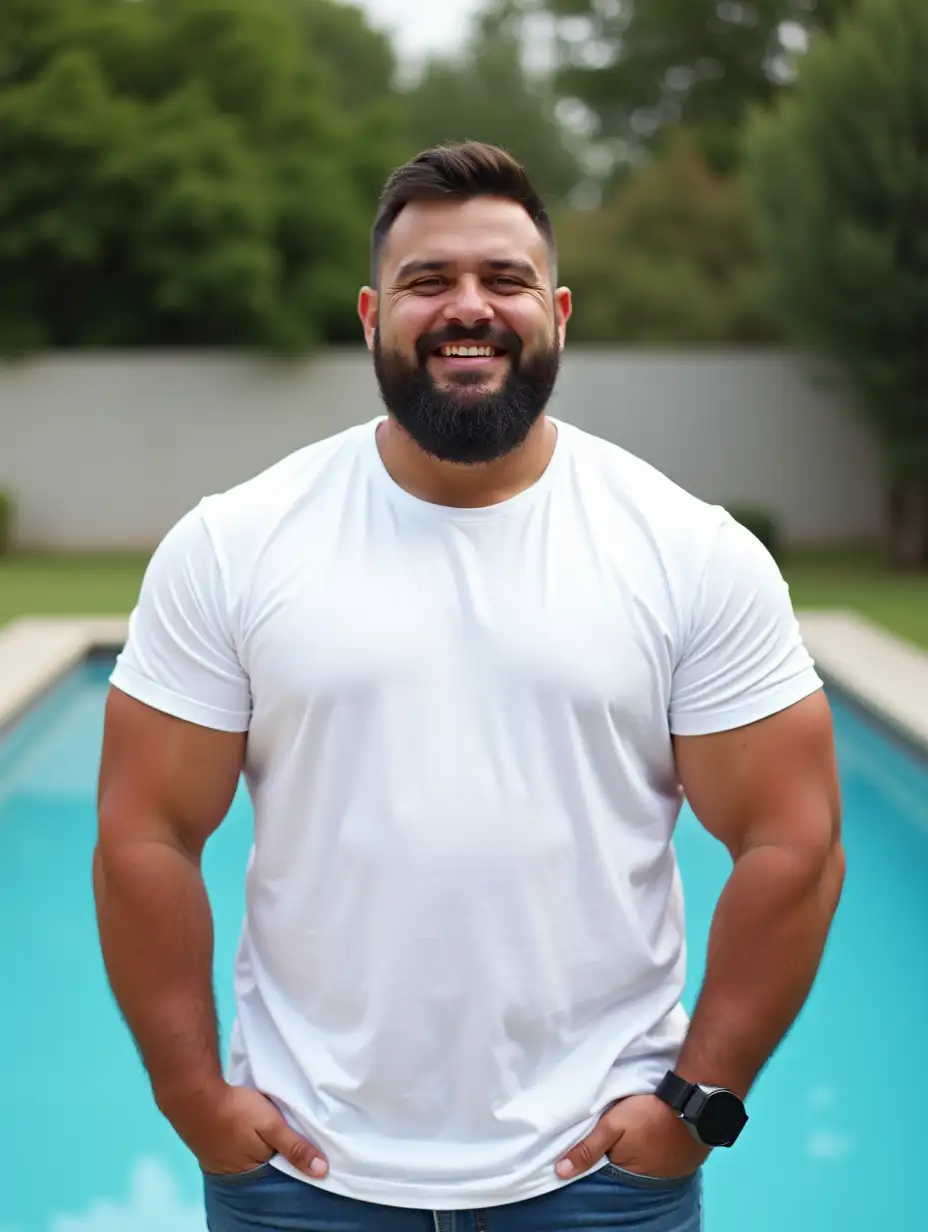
[257, 1107, 329, 1178]
[556, 1120, 625, 1179]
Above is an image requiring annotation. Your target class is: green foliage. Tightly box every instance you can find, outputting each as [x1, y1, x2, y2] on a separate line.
[0, 0, 403, 352]
[557, 131, 779, 342]
[496, 0, 854, 166]
[401, 10, 583, 206]
[291, 0, 397, 115]
[726, 507, 781, 561]
[743, 0, 928, 484]
[0, 491, 12, 556]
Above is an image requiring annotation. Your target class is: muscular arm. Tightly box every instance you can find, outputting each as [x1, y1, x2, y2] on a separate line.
[93, 686, 246, 1115]
[672, 689, 846, 1098]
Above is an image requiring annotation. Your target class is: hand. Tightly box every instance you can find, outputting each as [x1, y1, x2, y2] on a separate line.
[160, 1081, 329, 1179]
[556, 1094, 709, 1181]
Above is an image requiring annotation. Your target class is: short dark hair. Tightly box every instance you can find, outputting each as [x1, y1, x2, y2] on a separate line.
[370, 142, 556, 283]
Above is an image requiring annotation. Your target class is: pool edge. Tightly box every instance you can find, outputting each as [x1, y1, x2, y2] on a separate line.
[0, 617, 128, 736]
[798, 610, 928, 758]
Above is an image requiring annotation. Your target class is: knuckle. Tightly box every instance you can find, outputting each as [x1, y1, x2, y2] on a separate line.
[574, 1139, 597, 1169]
[287, 1139, 310, 1166]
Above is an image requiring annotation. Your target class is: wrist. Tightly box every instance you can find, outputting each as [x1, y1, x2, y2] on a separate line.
[154, 1071, 228, 1120]
[674, 1060, 752, 1102]
[654, 1070, 749, 1148]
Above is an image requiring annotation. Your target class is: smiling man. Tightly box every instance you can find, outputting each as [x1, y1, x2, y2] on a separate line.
[94, 143, 845, 1232]
[366, 155, 566, 476]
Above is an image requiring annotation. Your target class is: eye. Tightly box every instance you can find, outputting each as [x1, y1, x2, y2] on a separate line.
[411, 278, 445, 292]
[490, 276, 525, 290]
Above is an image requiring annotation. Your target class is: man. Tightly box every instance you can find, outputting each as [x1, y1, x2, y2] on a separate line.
[94, 142, 845, 1232]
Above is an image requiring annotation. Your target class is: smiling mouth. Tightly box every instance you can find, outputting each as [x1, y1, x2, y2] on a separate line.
[432, 344, 507, 361]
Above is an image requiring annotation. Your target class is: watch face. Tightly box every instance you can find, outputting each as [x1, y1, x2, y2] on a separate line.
[698, 1090, 748, 1147]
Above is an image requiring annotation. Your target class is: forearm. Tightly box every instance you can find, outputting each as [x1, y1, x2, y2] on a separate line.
[675, 837, 845, 1098]
[92, 835, 224, 1111]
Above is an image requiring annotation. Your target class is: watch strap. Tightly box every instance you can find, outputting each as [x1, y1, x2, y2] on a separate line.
[655, 1070, 697, 1115]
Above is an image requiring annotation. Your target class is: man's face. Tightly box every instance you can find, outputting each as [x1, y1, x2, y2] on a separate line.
[359, 197, 572, 465]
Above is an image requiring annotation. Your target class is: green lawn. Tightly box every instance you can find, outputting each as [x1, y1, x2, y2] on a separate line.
[1, 549, 927, 649]
[0, 553, 149, 627]
[781, 549, 928, 650]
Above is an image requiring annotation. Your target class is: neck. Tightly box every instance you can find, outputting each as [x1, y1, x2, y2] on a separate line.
[376, 415, 557, 509]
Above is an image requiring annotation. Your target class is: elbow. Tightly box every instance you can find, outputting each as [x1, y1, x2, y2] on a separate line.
[796, 836, 845, 907]
[804, 786, 845, 896]
[818, 788, 845, 893]
[823, 837, 846, 911]
[740, 802, 845, 909]
[93, 808, 120, 886]
[804, 806, 845, 909]
[92, 832, 118, 904]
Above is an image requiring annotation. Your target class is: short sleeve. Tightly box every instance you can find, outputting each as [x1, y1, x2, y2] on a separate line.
[109, 504, 252, 731]
[669, 515, 823, 736]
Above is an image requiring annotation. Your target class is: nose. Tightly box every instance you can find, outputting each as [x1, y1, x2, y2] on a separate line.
[442, 274, 494, 329]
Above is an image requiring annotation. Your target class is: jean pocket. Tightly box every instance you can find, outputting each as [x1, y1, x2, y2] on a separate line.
[599, 1161, 700, 1191]
[202, 1161, 276, 1186]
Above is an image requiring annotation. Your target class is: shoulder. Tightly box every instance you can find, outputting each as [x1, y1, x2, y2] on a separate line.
[142, 420, 375, 609]
[557, 419, 730, 576]
[194, 419, 375, 566]
[555, 427, 823, 733]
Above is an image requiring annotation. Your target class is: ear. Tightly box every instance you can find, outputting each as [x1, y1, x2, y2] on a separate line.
[554, 287, 572, 349]
[358, 287, 378, 351]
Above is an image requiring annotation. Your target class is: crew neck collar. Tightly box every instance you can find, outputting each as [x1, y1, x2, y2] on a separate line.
[363, 415, 568, 522]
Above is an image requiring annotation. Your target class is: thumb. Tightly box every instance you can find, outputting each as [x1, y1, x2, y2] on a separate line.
[257, 1100, 329, 1179]
[556, 1110, 626, 1179]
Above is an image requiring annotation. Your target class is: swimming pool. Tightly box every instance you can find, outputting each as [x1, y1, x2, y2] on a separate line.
[2, 655, 926, 1231]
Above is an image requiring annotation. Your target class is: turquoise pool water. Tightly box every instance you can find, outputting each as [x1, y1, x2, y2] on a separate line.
[1, 656, 926, 1231]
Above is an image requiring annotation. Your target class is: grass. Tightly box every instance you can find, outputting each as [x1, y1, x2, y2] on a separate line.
[0, 553, 149, 628]
[782, 549, 928, 651]
[0, 548, 927, 649]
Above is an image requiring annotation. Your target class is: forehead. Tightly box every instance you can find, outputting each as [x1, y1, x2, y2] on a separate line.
[382, 196, 550, 279]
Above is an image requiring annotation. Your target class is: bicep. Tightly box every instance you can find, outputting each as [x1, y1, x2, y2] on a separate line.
[673, 690, 841, 860]
[97, 687, 246, 857]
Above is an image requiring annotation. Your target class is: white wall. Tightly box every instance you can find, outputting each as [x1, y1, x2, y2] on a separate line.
[0, 347, 884, 550]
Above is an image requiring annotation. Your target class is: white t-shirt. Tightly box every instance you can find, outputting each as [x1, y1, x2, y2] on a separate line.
[111, 416, 822, 1210]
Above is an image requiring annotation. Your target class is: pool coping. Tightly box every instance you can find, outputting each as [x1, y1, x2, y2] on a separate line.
[0, 611, 927, 754]
[0, 617, 129, 735]
[797, 610, 928, 757]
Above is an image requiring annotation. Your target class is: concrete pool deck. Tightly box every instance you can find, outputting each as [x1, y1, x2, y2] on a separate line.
[797, 611, 928, 755]
[0, 611, 927, 753]
[0, 617, 128, 734]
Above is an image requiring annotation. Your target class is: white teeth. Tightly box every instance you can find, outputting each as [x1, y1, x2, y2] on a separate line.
[440, 345, 497, 357]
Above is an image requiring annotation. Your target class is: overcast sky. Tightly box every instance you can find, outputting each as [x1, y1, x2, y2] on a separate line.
[357, 0, 481, 63]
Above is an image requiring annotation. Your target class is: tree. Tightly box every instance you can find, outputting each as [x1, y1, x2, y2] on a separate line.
[557, 130, 779, 342]
[0, 0, 403, 352]
[492, 0, 854, 170]
[744, 0, 928, 566]
[401, 8, 584, 206]
[291, 0, 396, 115]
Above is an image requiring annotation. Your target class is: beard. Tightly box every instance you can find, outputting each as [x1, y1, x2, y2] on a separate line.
[372, 322, 561, 465]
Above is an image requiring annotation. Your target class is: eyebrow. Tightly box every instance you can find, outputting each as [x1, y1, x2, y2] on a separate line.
[393, 258, 541, 283]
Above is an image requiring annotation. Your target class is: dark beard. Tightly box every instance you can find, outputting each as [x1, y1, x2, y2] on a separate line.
[372, 324, 561, 465]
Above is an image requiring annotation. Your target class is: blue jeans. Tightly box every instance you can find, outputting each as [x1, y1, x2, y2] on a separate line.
[203, 1162, 702, 1231]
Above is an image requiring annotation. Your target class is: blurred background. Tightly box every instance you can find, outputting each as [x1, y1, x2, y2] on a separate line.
[0, 0, 926, 611]
[0, 0, 926, 1230]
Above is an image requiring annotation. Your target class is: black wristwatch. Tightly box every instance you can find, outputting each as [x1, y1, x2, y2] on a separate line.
[655, 1071, 748, 1148]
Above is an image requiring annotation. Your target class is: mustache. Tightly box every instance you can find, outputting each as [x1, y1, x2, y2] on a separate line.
[415, 324, 523, 364]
